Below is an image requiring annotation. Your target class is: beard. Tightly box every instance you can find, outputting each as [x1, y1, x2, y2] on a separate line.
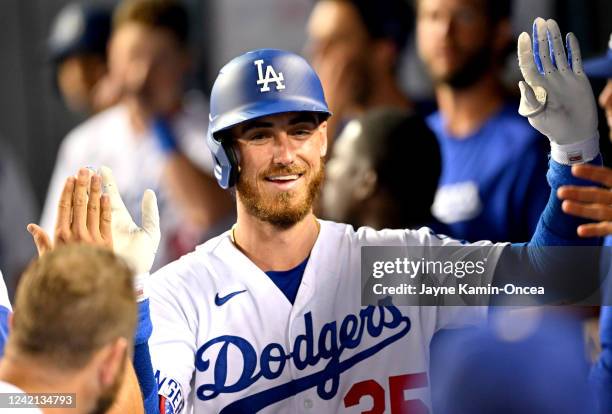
[237, 160, 325, 229]
[89, 356, 126, 414]
[434, 45, 494, 90]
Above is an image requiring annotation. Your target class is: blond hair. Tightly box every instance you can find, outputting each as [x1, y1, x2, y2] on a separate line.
[9, 245, 136, 369]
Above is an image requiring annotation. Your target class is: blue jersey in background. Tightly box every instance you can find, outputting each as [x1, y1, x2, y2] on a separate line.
[427, 102, 549, 243]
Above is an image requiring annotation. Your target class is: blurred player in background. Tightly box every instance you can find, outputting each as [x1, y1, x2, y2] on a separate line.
[584, 33, 612, 144]
[48, 2, 115, 115]
[416, 0, 549, 243]
[41, 0, 234, 269]
[306, 0, 415, 141]
[0, 140, 38, 300]
[0, 245, 142, 414]
[322, 107, 441, 229]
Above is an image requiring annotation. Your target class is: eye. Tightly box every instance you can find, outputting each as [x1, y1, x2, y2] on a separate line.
[244, 131, 272, 142]
[290, 124, 316, 138]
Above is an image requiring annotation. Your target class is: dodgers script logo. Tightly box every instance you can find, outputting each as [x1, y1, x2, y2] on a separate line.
[195, 304, 411, 413]
[254, 59, 285, 92]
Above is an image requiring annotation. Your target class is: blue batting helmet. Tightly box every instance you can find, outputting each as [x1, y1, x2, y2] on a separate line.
[206, 49, 331, 189]
[48, 3, 111, 63]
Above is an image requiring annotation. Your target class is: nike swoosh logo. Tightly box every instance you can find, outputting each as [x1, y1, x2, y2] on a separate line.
[215, 290, 247, 306]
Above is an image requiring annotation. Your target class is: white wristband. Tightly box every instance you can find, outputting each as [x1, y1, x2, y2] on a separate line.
[550, 134, 599, 165]
[134, 272, 149, 302]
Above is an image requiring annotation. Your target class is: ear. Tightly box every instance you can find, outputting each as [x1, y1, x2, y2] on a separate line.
[354, 168, 378, 200]
[98, 338, 128, 387]
[319, 121, 328, 158]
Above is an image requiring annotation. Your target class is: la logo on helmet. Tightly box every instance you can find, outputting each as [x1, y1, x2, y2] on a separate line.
[254, 59, 285, 92]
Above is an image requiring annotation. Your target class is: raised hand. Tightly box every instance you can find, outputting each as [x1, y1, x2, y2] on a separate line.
[518, 18, 598, 163]
[27, 168, 112, 256]
[100, 166, 160, 278]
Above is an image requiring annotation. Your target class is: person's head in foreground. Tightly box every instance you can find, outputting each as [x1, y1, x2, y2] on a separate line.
[416, 0, 513, 89]
[584, 33, 612, 139]
[322, 107, 441, 229]
[108, 0, 191, 116]
[0, 245, 136, 414]
[207, 49, 331, 229]
[48, 2, 112, 114]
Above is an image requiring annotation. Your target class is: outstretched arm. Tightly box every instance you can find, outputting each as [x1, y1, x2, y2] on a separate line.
[486, 19, 603, 303]
[514, 17, 601, 247]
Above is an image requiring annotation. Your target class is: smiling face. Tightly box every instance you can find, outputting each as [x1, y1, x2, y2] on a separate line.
[230, 112, 328, 228]
[306, 0, 375, 106]
[108, 22, 188, 113]
[416, 0, 505, 88]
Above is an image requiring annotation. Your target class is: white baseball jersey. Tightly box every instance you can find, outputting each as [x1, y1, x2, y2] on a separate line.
[0, 381, 42, 413]
[0, 270, 11, 311]
[148, 220, 505, 413]
[40, 93, 214, 270]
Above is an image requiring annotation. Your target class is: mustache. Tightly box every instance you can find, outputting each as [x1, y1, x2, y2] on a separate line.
[261, 165, 308, 177]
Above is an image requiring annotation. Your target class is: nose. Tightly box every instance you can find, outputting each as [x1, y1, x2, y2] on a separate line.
[272, 132, 295, 166]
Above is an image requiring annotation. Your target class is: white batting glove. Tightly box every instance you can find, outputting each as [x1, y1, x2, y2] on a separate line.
[518, 18, 599, 165]
[100, 166, 161, 301]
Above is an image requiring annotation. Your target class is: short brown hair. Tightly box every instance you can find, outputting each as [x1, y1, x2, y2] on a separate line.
[9, 245, 136, 369]
[113, 0, 189, 45]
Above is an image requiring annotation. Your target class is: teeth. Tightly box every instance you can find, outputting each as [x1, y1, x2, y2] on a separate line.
[269, 175, 299, 181]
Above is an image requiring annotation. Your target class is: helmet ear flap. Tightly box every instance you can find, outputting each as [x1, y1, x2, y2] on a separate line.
[222, 140, 240, 188]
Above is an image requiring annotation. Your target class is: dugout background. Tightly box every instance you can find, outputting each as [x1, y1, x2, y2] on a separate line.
[0, 0, 610, 210]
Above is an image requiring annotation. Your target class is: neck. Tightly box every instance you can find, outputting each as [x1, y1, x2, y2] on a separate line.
[435, 71, 505, 138]
[234, 205, 319, 271]
[0, 352, 87, 414]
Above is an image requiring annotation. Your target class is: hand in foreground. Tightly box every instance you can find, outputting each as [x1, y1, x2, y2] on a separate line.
[557, 164, 612, 237]
[100, 166, 160, 277]
[517, 18, 598, 163]
[27, 168, 112, 256]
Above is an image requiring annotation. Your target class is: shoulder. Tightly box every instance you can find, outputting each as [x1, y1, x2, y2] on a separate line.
[149, 231, 234, 294]
[318, 219, 476, 247]
[61, 105, 128, 150]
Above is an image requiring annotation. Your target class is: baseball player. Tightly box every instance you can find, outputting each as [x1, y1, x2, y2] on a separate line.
[40, 0, 233, 271]
[48, 18, 602, 413]
[48, 2, 113, 114]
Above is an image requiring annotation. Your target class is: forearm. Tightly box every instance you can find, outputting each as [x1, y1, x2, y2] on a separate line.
[492, 156, 603, 303]
[133, 300, 161, 414]
[162, 153, 234, 229]
[152, 116, 234, 229]
[528, 155, 603, 247]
